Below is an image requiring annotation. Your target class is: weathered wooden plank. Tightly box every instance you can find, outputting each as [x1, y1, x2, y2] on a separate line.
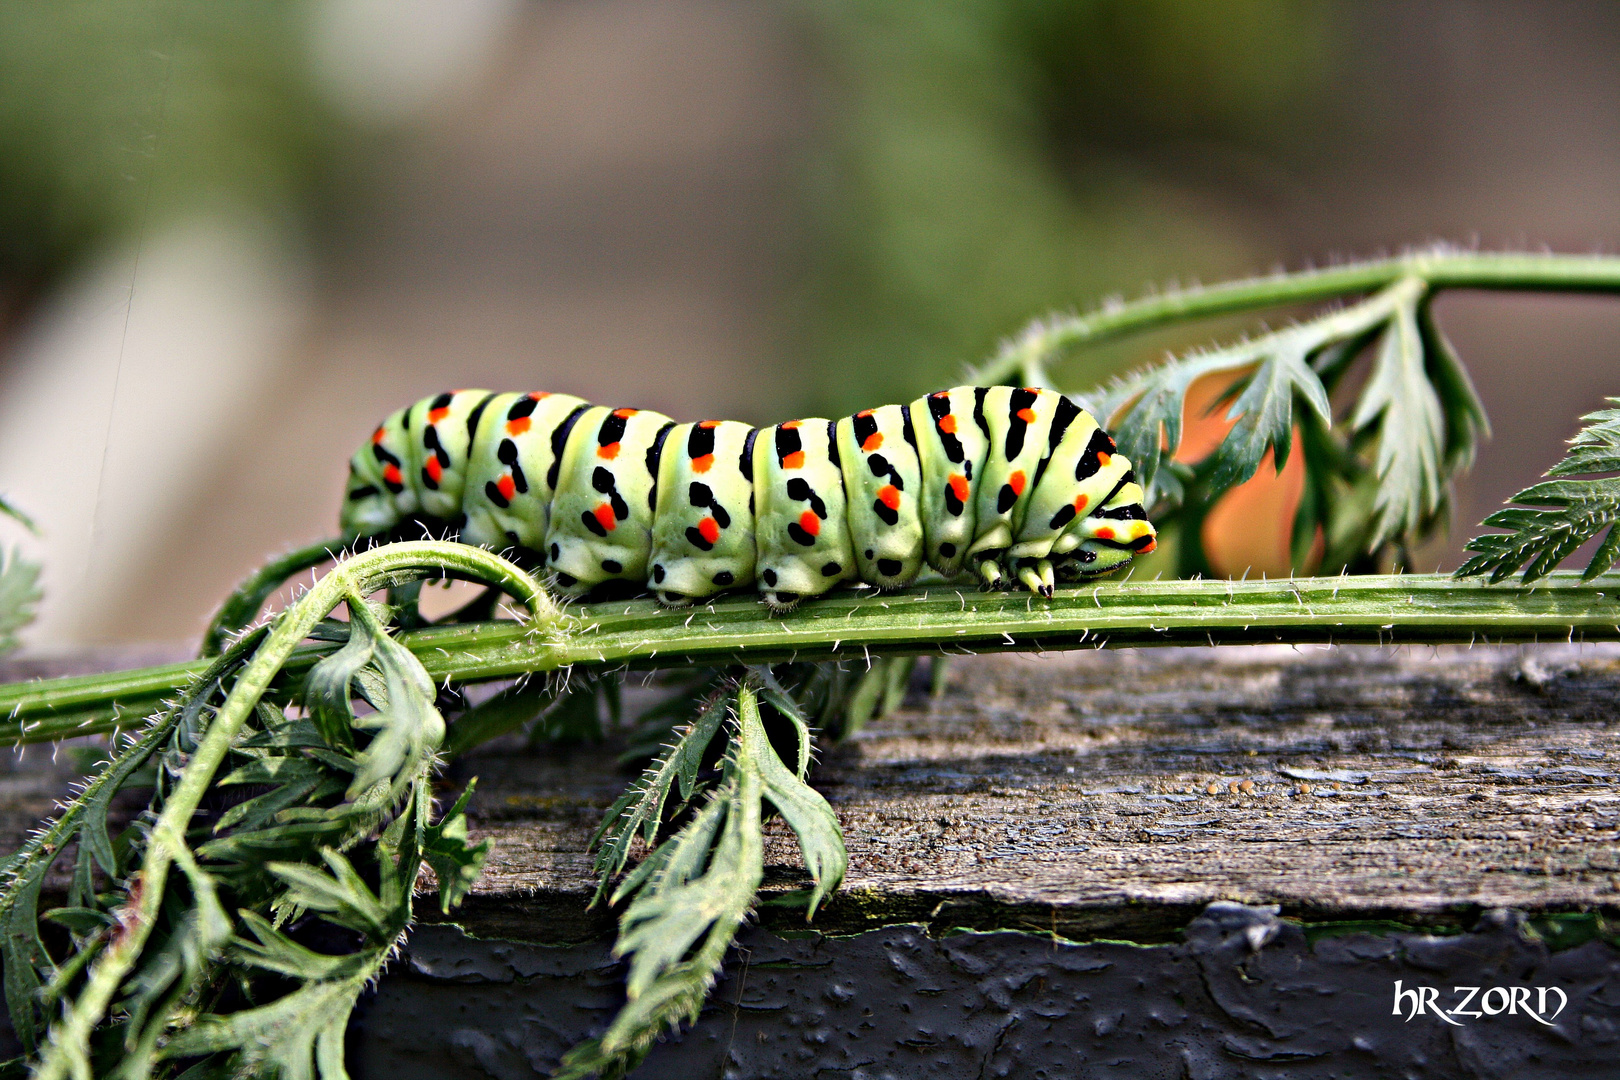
[446, 643, 1620, 941]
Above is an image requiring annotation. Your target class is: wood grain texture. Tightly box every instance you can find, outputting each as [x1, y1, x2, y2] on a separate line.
[446, 643, 1620, 941]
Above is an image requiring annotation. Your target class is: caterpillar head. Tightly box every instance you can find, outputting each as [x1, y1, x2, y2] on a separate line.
[1052, 530, 1157, 581]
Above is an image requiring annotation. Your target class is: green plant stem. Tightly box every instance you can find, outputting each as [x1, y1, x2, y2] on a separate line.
[7, 572, 1620, 751]
[31, 542, 544, 1080]
[976, 250, 1620, 385]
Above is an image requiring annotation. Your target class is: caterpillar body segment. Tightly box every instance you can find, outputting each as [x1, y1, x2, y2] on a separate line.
[754, 419, 857, 609]
[408, 390, 497, 520]
[544, 405, 675, 595]
[907, 387, 990, 580]
[648, 420, 758, 606]
[966, 386, 1062, 584]
[836, 404, 925, 590]
[461, 391, 589, 552]
[340, 385, 1156, 608]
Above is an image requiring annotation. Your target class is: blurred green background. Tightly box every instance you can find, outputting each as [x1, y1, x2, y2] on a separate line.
[1, 0, 1618, 644]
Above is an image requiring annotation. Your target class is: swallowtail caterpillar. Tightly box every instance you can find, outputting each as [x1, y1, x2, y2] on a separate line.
[342, 386, 1156, 610]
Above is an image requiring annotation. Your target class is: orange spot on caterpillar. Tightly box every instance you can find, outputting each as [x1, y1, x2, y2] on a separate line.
[783, 451, 805, 469]
[1016, 408, 1036, 424]
[593, 503, 618, 531]
[382, 464, 402, 485]
[877, 485, 900, 510]
[798, 510, 821, 537]
[506, 417, 531, 436]
[613, 408, 638, 418]
[497, 474, 516, 500]
[857, 409, 874, 418]
[598, 442, 621, 460]
[428, 407, 450, 423]
[699, 419, 719, 428]
[782, 420, 802, 430]
[948, 474, 969, 502]
[1073, 494, 1088, 512]
[425, 457, 443, 483]
[1137, 538, 1157, 553]
[692, 453, 714, 473]
[862, 431, 883, 451]
[1097, 451, 1111, 467]
[372, 427, 386, 444]
[1095, 526, 1115, 540]
[529, 391, 549, 400]
[1009, 470, 1027, 496]
[698, 517, 721, 544]
[938, 414, 957, 435]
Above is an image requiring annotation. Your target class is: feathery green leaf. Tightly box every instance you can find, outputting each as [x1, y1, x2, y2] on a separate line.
[736, 683, 846, 917]
[1459, 399, 1620, 583]
[589, 690, 729, 901]
[1352, 296, 1447, 545]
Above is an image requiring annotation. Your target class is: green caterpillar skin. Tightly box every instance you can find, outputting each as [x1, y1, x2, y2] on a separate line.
[342, 387, 1157, 609]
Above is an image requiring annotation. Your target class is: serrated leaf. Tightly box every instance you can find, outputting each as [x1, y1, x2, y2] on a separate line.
[231, 911, 370, 982]
[610, 785, 728, 907]
[237, 716, 330, 750]
[1418, 299, 1490, 473]
[1550, 402, 1620, 476]
[614, 765, 760, 1003]
[215, 771, 344, 835]
[1352, 299, 1446, 546]
[345, 628, 444, 801]
[580, 681, 845, 1073]
[118, 838, 234, 1066]
[1205, 342, 1332, 492]
[267, 850, 395, 941]
[589, 692, 729, 899]
[421, 780, 490, 914]
[302, 615, 373, 750]
[160, 967, 368, 1080]
[219, 755, 326, 789]
[757, 668, 813, 781]
[1107, 351, 1247, 507]
[2, 865, 51, 1053]
[1459, 398, 1620, 583]
[736, 686, 846, 917]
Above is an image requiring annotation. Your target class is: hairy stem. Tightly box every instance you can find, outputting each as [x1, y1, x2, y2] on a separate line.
[7, 572, 1620, 752]
[976, 250, 1620, 385]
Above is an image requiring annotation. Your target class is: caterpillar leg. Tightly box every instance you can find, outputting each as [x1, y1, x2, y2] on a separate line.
[1016, 558, 1055, 599]
[976, 557, 1004, 588]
